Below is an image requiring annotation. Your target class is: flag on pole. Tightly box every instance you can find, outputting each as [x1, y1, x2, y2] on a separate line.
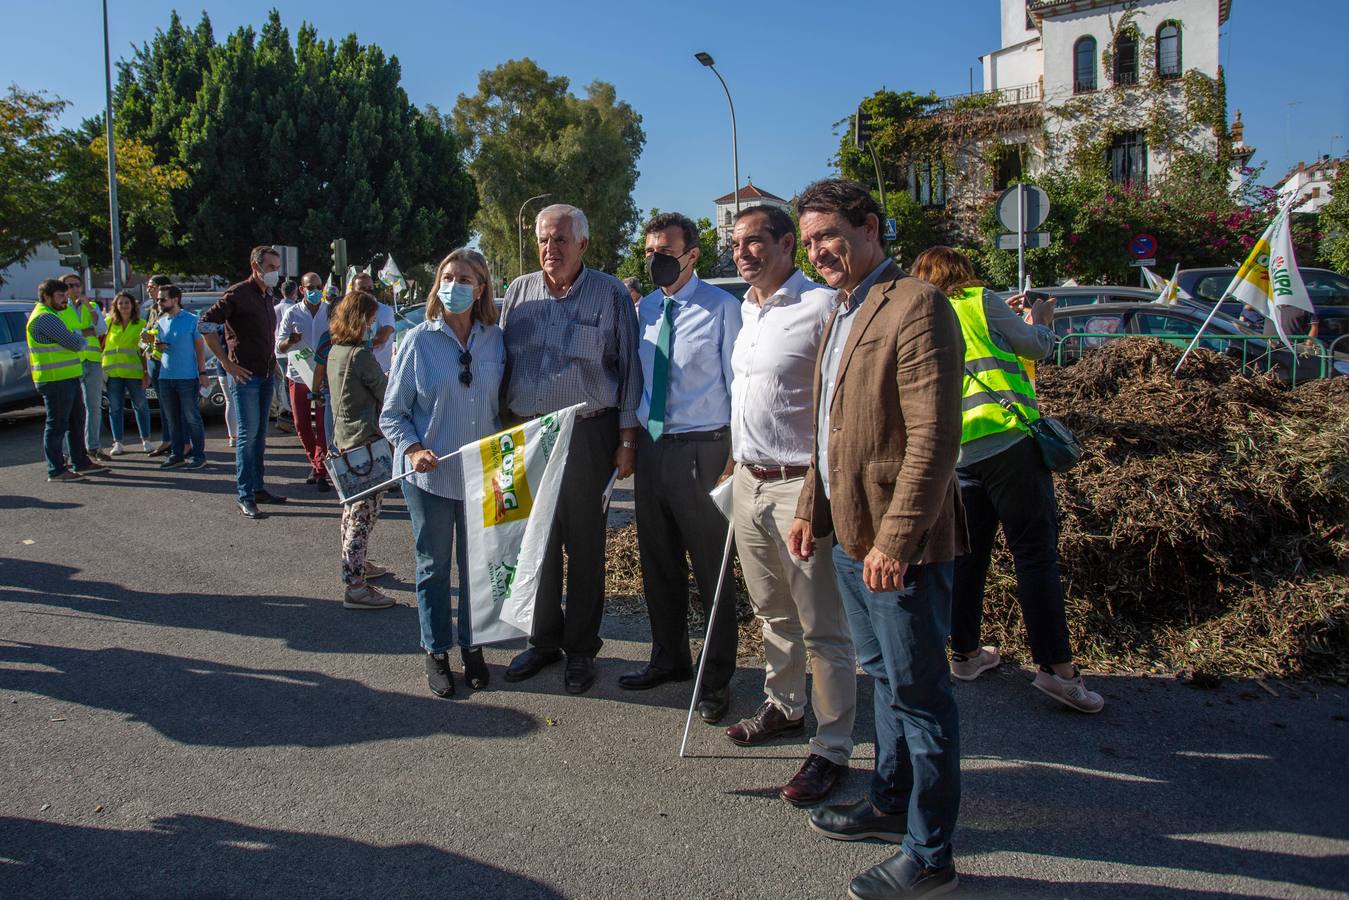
[379, 253, 408, 297]
[344, 265, 359, 292]
[324, 271, 339, 302]
[1140, 266, 1166, 292]
[464, 404, 583, 644]
[1151, 265, 1181, 305]
[1221, 210, 1315, 350]
[1142, 265, 1191, 301]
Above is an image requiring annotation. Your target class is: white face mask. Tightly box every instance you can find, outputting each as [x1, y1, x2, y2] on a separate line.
[261, 270, 280, 288]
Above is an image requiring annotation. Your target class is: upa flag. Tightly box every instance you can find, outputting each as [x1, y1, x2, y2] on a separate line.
[463, 404, 582, 644]
[1222, 211, 1314, 350]
[379, 253, 408, 297]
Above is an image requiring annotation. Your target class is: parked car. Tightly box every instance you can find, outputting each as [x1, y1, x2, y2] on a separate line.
[0, 301, 41, 412]
[1176, 267, 1349, 341]
[705, 276, 750, 301]
[993, 285, 1159, 308]
[1048, 302, 1349, 383]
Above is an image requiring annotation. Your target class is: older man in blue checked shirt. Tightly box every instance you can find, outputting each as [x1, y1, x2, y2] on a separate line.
[618, 212, 743, 726]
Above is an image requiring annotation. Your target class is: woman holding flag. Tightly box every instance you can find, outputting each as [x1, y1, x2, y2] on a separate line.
[379, 248, 505, 698]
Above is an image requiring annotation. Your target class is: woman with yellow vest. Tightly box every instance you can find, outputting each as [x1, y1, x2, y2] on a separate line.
[910, 248, 1102, 715]
[26, 279, 111, 482]
[103, 291, 154, 454]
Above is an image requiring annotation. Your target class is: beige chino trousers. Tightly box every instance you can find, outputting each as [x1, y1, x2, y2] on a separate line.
[732, 464, 857, 764]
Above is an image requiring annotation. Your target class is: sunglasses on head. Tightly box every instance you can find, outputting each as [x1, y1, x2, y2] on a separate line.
[458, 350, 473, 387]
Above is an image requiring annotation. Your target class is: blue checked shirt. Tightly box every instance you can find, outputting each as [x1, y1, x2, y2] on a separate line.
[379, 317, 505, 501]
[500, 267, 643, 429]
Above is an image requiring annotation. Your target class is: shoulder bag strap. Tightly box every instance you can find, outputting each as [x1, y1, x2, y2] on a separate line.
[964, 365, 1035, 431]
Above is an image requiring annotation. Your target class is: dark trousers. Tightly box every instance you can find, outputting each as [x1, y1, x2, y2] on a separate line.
[634, 429, 738, 690]
[951, 436, 1073, 667]
[530, 410, 619, 658]
[36, 379, 91, 477]
[159, 378, 206, 464]
[834, 548, 960, 870]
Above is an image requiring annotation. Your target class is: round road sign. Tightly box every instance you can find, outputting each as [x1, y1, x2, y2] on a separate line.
[996, 184, 1050, 232]
[1129, 234, 1158, 259]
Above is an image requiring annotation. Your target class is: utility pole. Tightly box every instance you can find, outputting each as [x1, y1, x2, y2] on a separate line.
[103, 0, 124, 291]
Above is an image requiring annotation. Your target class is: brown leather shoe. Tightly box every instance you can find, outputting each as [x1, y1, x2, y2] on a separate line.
[726, 701, 806, 746]
[780, 753, 848, 807]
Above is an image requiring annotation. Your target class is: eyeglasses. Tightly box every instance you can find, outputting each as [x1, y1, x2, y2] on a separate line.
[458, 350, 473, 387]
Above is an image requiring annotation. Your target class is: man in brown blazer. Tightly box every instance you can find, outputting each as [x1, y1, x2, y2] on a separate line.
[786, 180, 967, 899]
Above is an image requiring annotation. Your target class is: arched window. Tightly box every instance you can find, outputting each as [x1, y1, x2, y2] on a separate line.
[1157, 22, 1182, 78]
[1114, 29, 1139, 85]
[1074, 36, 1097, 93]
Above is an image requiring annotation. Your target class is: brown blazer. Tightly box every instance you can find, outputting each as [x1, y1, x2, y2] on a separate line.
[796, 260, 969, 564]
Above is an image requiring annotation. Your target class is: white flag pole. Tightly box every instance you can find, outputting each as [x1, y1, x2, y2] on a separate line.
[339, 446, 464, 506]
[679, 522, 736, 758]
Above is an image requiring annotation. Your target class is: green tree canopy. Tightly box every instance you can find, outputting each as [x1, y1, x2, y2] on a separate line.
[453, 59, 644, 278]
[0, 87, 71, 276]
[114, 10, 476, 278]
[1319, 165, 1349, 277]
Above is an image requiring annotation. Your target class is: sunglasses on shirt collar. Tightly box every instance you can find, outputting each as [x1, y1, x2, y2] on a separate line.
[458, 350, 473, 387]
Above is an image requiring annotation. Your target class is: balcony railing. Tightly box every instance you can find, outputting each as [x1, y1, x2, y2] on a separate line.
[933, 81, 1042, 111]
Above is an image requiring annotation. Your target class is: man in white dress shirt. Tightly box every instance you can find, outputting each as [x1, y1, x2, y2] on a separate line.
[723, 204, 856, 807]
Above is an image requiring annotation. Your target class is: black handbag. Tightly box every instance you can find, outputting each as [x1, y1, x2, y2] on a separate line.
[965, 367, 1082, 473]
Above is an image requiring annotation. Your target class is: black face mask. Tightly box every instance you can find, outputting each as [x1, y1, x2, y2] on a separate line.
[647, 248, 691, 288]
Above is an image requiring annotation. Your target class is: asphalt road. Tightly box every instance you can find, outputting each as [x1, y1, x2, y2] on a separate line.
[1, 408, 1347, 898]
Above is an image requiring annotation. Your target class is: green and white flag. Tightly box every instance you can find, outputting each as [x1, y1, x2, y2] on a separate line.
[379, 253, 408, 297]
[463, 404, 582, 644]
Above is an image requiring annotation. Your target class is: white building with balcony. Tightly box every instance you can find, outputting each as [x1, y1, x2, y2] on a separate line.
[1275, 155, 1342, 214]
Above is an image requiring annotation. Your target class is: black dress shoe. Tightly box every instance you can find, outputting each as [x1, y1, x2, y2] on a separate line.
[809, 797, 907, 843]
[504, 647, 562, 683]
[848, 851, 957, 899]
[564, 655, 596, 695]
[780, 753, 848, 807]
[461, 647, 490, 690]
[425, 652, 454, 698]
[254, 489, 288, 504]
[696, 686, 730, 724]
[316, 479, 331, 493]
[617, 664, 692, 691]
[305, 473, 318, 485]
[237, 499, 265, 519]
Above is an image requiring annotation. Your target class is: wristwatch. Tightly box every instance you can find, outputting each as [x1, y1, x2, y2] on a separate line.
[620, 440, 636, 450]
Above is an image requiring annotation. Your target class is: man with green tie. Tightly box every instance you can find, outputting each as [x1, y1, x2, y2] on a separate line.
[620, 212, 744, 725]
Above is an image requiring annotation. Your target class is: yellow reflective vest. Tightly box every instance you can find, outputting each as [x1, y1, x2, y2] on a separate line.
[103, 319, 147, 379]
[58, 300, 101, 363]
[26, 304, 84, 384]
[948, 286, 1041, 444]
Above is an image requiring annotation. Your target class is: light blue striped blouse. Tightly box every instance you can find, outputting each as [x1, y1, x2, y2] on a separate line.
[378, 317, 505, 501]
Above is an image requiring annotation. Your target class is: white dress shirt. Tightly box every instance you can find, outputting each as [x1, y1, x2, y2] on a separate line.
[730, 269, 837, 467]
[276, 300, 329, 381]
[371, 301, 396, 373]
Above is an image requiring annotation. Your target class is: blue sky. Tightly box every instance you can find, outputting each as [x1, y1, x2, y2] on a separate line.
[5, 0, 1347, 234]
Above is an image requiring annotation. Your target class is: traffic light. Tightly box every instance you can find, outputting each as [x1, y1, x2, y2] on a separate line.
[330, 238, 347, 282]
[854, 106, 872, 149]
[55, 230, 88, 270]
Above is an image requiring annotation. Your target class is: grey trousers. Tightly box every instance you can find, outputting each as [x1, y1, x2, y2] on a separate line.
[634, 429, 738, 690]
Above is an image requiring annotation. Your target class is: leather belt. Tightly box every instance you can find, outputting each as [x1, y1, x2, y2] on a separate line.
[577, 406, 617, 421]
[745, 463, 810, 481]
[660, 428, 728, 443]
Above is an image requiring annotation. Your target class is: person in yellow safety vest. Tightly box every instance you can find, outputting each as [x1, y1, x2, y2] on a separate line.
[59, 273, 112, 461]
[26, 278, 112, 482]
[910, 247, 1104, 715]
[102, 291, 155, 455]
[141, 275, 174, 457]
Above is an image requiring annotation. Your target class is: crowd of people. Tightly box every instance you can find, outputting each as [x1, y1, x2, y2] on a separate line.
[25, 180, 1106, 899]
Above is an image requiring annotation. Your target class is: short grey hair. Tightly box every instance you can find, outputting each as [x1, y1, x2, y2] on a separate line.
[536, 203, 589, 242]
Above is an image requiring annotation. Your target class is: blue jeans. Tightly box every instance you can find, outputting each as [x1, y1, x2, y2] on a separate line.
[159, 378, 206, 464]
[80, 360, 105, 450]
[36, 379, 92, 477]
[106, 377, 151, 443]
[403, 482, 474, 652]
[229, 374, 273, 502]
[833, 545, 960, 870]
[146, 357, 166, 441]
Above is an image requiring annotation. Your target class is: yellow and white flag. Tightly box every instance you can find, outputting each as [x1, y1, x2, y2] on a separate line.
[463, 404, 582, 644]
[1152, 265, 1181, 305]
[1223, 211, 1315, 349]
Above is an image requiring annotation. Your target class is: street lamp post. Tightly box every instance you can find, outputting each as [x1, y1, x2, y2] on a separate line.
[517, 193, 552, 280]
[695, 52, 740, 218]
[102, 0, 123, 292]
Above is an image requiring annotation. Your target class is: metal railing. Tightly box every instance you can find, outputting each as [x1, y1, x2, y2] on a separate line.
[1046, 333, 1347, 388]
[933, 82, 1042, 111]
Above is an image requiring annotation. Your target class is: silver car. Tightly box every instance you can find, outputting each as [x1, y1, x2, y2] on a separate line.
[0, 300, 41, 412]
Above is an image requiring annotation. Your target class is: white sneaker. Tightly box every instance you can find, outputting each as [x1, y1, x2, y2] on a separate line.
[1032, 668, 1105, 714]
[109, 441, 125, 456]
[142, 441, 154, 453]
[950, 646, 1000, 681]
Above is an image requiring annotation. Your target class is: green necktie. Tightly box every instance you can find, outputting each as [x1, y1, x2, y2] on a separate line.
[646, 296, 674, 441]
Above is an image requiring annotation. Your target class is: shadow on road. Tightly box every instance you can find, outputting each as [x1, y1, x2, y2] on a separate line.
[0, 641, 539, 747]
[0, 814, 563, 898]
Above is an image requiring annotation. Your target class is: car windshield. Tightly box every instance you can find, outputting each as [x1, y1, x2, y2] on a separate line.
[1303, 271, 1349, 307]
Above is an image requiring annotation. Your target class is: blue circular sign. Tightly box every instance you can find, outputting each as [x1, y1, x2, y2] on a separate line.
[1129, 234, 1158, 259]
